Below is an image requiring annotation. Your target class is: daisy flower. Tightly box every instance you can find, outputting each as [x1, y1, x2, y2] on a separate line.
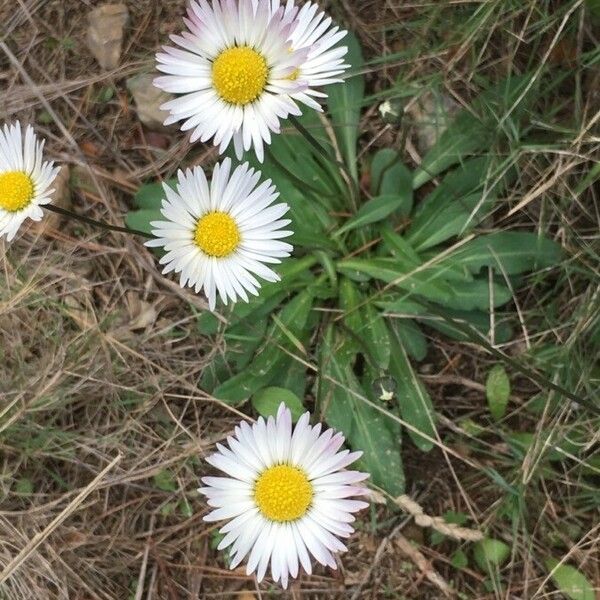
[145, 158, 293, 311]
[0, 122, 59, 242]
[273, 0, 350, 111]
[200, 403, 369, 588]
[154, 0, 309, 162]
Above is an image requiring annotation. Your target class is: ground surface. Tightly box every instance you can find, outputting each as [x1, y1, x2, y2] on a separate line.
[1, 1, 599, 599]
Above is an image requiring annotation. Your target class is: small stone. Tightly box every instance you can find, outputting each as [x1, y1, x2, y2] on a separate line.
[407, 91, 460, 154]
[126, 74, 173, 129]
[86, 4, 129, 70]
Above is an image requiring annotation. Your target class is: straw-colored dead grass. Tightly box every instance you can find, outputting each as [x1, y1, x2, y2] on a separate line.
[1, 0, 598, 598]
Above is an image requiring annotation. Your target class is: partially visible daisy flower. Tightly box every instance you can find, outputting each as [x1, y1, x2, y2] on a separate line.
[154, 0, 309, 162]
[200, 403, 369, 588]
[145, 158, 293, 311]
[0, 122, 59, 241]
[272, 0, 350, 111]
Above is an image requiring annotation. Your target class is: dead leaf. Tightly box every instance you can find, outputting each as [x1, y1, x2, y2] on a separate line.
[367, 488, 387, 505]
[126, 291, 158, 331]
[80, 140, 101, 158]
[142, 131, 172, 150]
[549, 38, 578, 68]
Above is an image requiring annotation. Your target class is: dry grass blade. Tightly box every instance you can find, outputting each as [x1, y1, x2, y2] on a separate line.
[0, 454, 122, 584]
[1, 0, 598, 597]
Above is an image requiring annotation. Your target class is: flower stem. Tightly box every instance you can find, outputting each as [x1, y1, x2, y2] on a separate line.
[44, 204, 153, 239]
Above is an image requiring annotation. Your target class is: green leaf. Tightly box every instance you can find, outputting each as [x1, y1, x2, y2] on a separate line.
[213, 289, 314, 404]
[161, 502, 176, 516]
[125, 208, 160, 236]
[271, 355, 308, 400]
[545, 560, 595, 600]
[233, 109, 345, 211]
[349, 396, 405, 496]
[473, 538, 511, 572]
[413, 75, 533, 188]
[279, 111, 343, 194]
[133, 179, 176, 209]
[179, 498, 193, 518]
[505, 427, 597, 465]
[337, 277, 364, 358]
[339, 277, 363, 334]
[337, 257, 455, 304]
[419, 307, 513, 345]
[379, 296, 425, 316]
[371, 149, 413, 204]
[228, 257, 317, 324]
[439, 232, 562, 275]
[37, 110, 54, 125]
[388, 328, 436, 451]
[408, 149, 514, 253]
[362, 302, 391, 369]
[337, 193, 411, 236]
[486, 364, 511, 421]
[200, 315, 270, 390]
[339, 280, 390, 369]
[196, 311, 221, 335]
[96, 85, 115, 103]
[381, 228, 421, 264]
[318, 325, 357, 434]
[252, 387, 306, 422]
[586, 0, 600, 20]
[440, 278, 513, 311]
[327, 33, 365, 181]
[413, 156, 497, 215]
[315, 250, 338, 292]
[15, 478, 33, 495]
[272, 173, 339, 250]
[451, 549, 469, 569]
[407, 192, 496, 251]
[575, 161, 600, 195]
[390, 319, 428, 362]
[153, 470, 177, 492]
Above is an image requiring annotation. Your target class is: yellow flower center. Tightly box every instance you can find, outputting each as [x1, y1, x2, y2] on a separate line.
[212, 46, 268, 105]
[288, 68, 300, 81]
[194, 211, 241, 258]
[254, 465, 313, 522]
[0, 171, 34, 212]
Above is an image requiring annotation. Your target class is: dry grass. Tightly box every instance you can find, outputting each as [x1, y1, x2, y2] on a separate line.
[1, 0, 599, 598]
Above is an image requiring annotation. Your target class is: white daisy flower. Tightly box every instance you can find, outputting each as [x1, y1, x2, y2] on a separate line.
[273, 0, 350, 111]
[145, 158, 293, 311]
[200, 403, 369, 588]
[154, 0, 310, 162]
[0, 121, 59, 242]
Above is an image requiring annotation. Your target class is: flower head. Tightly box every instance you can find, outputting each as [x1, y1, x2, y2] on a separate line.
[0, 122, 59, 241]
[273, 0, 350, 111]
[145, 158, 293, 311]
[200, 403, 369, 588]
[154, 0, 309, 162]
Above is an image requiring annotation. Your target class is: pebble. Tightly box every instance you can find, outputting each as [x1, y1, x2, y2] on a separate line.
[126, 74, 173, 129]
[86, 4, 129, 70]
